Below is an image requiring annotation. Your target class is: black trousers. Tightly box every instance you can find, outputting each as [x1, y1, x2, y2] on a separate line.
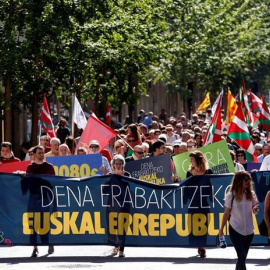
[229, 225, 254, 270]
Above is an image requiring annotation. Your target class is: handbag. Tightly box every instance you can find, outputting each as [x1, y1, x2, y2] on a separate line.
[258, 219, 268, 236]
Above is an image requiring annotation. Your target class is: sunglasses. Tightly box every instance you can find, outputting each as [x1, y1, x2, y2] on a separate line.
[135, 151, 144, 155]
[173, 145, 180, 148]
[29, 153, 33, 156]
[41, 139, 49, 142]
[187, 145, 196, 148]
[90, 145, 99, 148]
[128, 140, 135, 143]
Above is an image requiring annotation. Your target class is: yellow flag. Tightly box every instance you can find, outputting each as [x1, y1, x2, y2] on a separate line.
[196, 93, 211, 113]
[225, 89, 238, 125]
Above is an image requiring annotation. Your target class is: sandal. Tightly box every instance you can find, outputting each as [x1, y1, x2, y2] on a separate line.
[119, 251, 125, 257]
[111, 247, 119, 256]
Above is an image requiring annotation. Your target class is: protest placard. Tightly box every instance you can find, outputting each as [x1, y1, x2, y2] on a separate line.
[125, 154, 172, 184]
[47, 154, 102, 177]
[173, 140, 235, 180]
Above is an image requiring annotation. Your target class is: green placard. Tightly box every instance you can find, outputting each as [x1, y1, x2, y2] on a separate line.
[173, 140, 235, 180]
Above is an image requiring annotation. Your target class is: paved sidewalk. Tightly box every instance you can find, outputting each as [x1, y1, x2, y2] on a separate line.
[0, 245, 269, 270]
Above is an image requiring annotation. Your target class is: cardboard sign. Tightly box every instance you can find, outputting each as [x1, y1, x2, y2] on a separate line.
[173, 140, 235, 180]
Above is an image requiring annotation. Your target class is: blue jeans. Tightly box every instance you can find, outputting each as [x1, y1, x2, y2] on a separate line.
[229, 225, 254, 270]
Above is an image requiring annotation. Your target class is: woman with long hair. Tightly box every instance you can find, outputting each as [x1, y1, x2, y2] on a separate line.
[186, 150, 213, 258]
[219, 171, 259, 270]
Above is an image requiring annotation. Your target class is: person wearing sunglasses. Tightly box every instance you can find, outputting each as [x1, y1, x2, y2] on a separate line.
[89, 140, 112, 175]
[39, 135, 51, 153]
[125, 145, 145, 162]
[235, 149, 248, 171]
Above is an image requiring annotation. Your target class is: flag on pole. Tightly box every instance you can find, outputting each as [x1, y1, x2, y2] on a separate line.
[196, 93, 211, 113]
[105, 103, 111, 125]
[249, 92, 262, 113]
[73, 96, 87, 130]
[76, 115, 117, 153]
[225, 89, 238, 126]
[203, 92, 222, 145]
[40, 94, 56, 139]
[259, 97, 270, 132]
[83, 103, 96, 119]
[227, 103, 258, 162]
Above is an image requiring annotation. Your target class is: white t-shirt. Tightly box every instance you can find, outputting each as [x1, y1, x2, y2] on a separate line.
[260, 154, 270, 171]
[225, 191, 258, 236]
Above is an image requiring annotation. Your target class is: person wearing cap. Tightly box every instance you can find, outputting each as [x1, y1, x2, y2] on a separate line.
[175, 122, 182, 136]
[165, 124, 180, 145]
[89, 140, 112, 174]
[257, 143, 270, 163]
[172, 140, 182, 156]
[254, 143, 263, 157]
[191, 114, 199, 126]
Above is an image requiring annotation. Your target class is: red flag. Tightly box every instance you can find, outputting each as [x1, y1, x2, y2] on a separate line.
[40, 94, 56, 139]
[105, 103, 111, 125]
[76, 115, 117, 152]
[228, 103, 258, 162]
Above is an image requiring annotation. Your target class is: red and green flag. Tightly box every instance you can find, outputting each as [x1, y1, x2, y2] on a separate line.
[40, 94, 56, 139]
[259, 97, 270, 132]
[203, 92, 222, 146]
[228, 102, 258, 162]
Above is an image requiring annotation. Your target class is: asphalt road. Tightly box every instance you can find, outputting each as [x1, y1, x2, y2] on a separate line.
[0, 245, 269, 270]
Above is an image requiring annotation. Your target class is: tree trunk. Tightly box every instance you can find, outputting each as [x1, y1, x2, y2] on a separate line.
[4, 78, 12, 142]
[30, 93, 39, 146]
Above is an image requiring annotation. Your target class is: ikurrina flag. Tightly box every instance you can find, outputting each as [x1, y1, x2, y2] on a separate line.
[228, 102, 258, 162]
[40, 94, 56, 139]
[259, 97, 270, 132]
[203, 92, 222, 146]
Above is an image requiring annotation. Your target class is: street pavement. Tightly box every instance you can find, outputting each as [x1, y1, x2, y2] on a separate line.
[0, 245, 269, 270]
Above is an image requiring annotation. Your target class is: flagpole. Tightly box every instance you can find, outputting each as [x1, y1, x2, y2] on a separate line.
[71, 93, 74, 139]
[116, 134, 134, 151]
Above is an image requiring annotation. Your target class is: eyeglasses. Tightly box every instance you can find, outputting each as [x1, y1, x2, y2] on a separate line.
[237, 154, 244, 157]
[90, 145, 99, 148]
[135, 151, 144, 155]
[128, 140, 135, 143]
[244, 178, 251, 182]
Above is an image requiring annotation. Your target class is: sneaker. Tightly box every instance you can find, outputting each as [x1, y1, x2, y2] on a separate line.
[219, 236, 227, 248]
[48, 245, 54, 254]
[31, 248, 39, 257]
[111, 247, 119, 256]
[119, 251, 125, 258]
[198, 247, 206, 258]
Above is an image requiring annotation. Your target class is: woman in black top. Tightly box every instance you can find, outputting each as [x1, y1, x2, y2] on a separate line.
[186, 151, 213, 258]
[108, 154, 130, 257]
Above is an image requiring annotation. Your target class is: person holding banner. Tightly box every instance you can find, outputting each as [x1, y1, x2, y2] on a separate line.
[263, 191, 270, 240]
[108, 154, 131, 257]
[24, 145, 56, 257]
[186, 151, 213, 258]
[219, 171, 259, 270]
